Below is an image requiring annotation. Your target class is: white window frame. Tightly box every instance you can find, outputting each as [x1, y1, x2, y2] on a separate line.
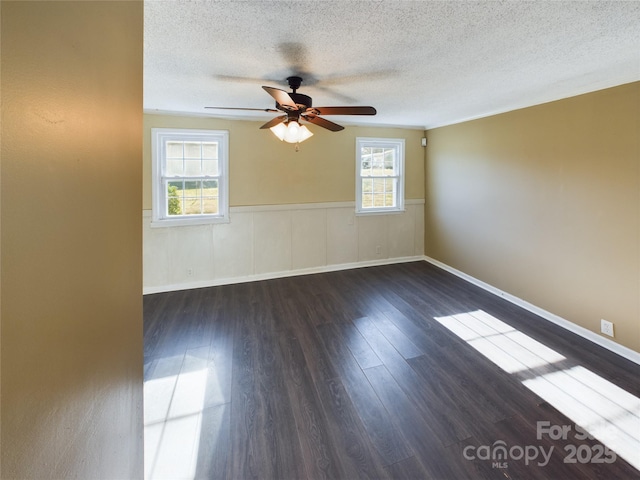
[151, 128, 229, 227]
[355, 137, 405, 215]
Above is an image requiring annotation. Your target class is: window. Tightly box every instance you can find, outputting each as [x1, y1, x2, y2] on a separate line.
[356, 137, 405, 214]
[151, 128, 229, 226]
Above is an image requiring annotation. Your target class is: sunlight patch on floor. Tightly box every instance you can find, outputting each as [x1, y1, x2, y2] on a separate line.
[524, 366, 640, 470]
[436, 310, 640, 471]
[144, 366, 208, 479]
[436, 310, 565, 373]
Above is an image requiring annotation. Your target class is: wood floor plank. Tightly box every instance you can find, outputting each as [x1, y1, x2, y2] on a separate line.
[370, 311, 423, 359]
[317, 376, 392, 479]
[309, 290, 356, 324]
[384, 456, 433, 480]
[143, 291, 189, 358]
[194, 404, 231, 480]
[334, 321, 383, 370]
[205, 318, 234, 408]
[144, 261, 640, 480]
[228, 289, 305, 480]
[363, 364, 473, 480]
[352, 315, 474, 446]
[316, 322, 415, 466]
[284, 295, 390, 478]
[408, 352, 512, 427]
[283, 297, 342, 385]
[277, 328, 342, 480]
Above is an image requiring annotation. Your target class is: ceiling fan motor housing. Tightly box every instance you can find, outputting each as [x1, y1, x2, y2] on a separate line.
[289, 92, 312, 110]
[284, 75, 312, 110]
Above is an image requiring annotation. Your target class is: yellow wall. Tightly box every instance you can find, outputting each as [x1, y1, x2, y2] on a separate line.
[143, 114, 425, 208]
[1, 2, 143, 477]
[425, 82, 640, 353]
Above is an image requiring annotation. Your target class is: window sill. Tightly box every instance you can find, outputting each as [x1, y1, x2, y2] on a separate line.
[355, 207, 406, 216]
[150, 215, 230, 228]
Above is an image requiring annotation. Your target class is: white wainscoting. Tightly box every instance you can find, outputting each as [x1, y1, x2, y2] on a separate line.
[143, 200, 425, 294]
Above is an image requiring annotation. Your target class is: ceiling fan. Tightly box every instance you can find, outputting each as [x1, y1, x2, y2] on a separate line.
[206, 76, 377, 145]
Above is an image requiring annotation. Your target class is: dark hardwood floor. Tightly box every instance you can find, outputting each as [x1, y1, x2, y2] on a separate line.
[143, 261, 640, 479]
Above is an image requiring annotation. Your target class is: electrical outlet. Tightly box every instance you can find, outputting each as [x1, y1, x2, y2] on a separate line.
[187, 268, 194, 277]
[375, 245, 382, 255]
[600, 319, 614, 337]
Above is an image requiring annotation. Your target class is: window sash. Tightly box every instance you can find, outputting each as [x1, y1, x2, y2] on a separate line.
[360, 176, 399, 209]
[163, 177, 222, 217]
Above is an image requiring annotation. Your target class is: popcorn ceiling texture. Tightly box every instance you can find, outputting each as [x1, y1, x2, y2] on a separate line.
[144, 1, 640, 128]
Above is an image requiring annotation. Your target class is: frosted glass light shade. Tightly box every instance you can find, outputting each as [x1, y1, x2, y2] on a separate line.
[270, 121, 313, 143]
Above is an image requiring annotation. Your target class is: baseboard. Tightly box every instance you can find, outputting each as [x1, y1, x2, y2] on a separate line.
[423, 256, 640, 367]
[143, 255, 424, 295]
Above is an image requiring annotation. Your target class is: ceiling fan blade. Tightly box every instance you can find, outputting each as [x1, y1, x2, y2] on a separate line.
[262, 86, 298, 111]
[302, 114, 344, 132]
[310, 106, 377, 116]
[205, 106, 280, 113]
[259, 115, 287, 130]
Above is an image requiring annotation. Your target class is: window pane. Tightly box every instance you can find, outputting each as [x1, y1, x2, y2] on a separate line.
[169, 197, 184, 216]
[203, 180, 218, 196]
[202, 197, 218, 214]
[166, 159, 184, 175]
[384, 149, 395, 174]
[386, 178, 397, 206]
[183, 197, 201, 215]
[166, 141, 183, 158]
[385, 193, 395, 207]
[202, 159, 218, 175]
[361, 147, 372, 173]
[385, 177, 395, 191]
[373, 178, 386, 193]
[372, 149, 384, 173]
[184, 142, 201, 159]
[373, 193, 386, 207]
[167, 181, 183, 216]
[184, 159, 201, 176]
[362, 178, 372, 193]
[184, 180, 199, 194]
[202, 142, 218, 159]
[362, 192, 373, 208]
[183, 180, 201, 215]
[167, 180, 183, 191]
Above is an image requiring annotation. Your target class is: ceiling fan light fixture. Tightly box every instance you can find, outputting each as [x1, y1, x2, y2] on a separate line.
[269, 122, 287, 141]
[270, 121, 313, 144]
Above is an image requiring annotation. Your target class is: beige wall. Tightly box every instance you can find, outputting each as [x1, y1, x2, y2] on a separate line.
[1, 2, 143, 478]
[143, 114, 425, 208]
[425, 82, 640, 353]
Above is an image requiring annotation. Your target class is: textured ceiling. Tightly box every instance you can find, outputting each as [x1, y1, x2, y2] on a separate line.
[144, 1, 640, 129]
